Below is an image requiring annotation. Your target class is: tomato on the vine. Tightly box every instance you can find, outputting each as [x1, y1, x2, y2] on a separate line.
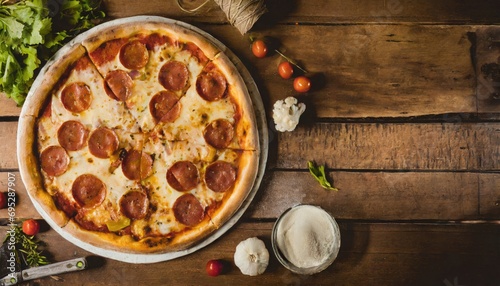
[278, 61, 294, 79]
[251, 40, 268, 58]
[206, 259, 224, 276]
[22, 219, 40, 236]
[293, 76, 311, 93]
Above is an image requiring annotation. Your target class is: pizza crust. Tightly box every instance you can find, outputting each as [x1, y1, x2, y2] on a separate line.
[60, 215, 218, 253]
[213, 53, 260, 151]
[208, 150, 259, 228]
[81, 21, 220, 62]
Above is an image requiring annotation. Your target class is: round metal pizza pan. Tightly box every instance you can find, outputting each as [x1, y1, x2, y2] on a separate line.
[17, 15, 268, 264]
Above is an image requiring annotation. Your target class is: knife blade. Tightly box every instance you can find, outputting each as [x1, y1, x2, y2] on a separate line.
[0, 257, 87, 286]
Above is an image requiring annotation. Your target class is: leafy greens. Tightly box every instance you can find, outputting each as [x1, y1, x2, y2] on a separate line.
[0, 0, 105, 105]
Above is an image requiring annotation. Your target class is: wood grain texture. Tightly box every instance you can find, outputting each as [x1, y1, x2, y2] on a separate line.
[479, 173, 500, 218]
[204, 24, 480, 118]
[0, 93, 21, 117]
[0, 24, 489, 118]
[102, 0, 500, 25]
[3, 170, 499, 221]
[275, 122, 500, 171]
[0, 222, 498, 285]
[0, 121, 17, 170]
[250, 171, 481, 220]
[4, 121, 499, 170]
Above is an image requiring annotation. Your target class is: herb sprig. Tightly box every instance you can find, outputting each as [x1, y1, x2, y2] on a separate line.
[3, 225, 49, 267]
[308, 161, 338, 191]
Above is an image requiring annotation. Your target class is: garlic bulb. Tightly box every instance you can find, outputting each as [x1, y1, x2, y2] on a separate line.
[234, 237, 269, 276]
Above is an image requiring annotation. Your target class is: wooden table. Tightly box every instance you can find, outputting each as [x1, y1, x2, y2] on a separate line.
[1, 0, 499, 285]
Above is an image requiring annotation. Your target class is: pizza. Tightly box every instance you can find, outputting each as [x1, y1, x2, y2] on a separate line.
[18, 20, 259, 254]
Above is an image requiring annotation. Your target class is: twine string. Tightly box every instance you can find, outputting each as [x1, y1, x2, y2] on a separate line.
[176, 0, 211, 13]
[177, 0, 266, 34]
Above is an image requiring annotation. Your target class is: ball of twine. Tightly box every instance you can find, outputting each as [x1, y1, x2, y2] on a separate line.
[177, 0, 266, 34]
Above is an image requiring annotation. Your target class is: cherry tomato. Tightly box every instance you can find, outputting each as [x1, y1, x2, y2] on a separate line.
[206, 259, 224, 276]
[22, 219, 40, 236]
[0, 192, 6, 209]
[293, 76, 311, 93]
[251, 40, 268, 58]
[278, 62, 294, 79]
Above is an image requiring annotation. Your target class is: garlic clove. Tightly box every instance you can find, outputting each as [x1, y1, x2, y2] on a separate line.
[234, 237, 269, 276]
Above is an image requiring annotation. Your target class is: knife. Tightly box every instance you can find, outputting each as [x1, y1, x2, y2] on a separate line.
[0, 257, 86, 286]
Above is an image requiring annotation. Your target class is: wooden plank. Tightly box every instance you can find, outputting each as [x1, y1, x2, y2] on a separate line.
[201, 24, 480, 118]
[479, 173, 500, 218]
[474, 26, 500, 113]
[0, 25, 490, 118]
[275, 122, 500, 171]
[0, 122, 17, 170]
[102, 0, 500, 25]
[249, 171, 480, 220]
[3, 171, 498, 221]
[0, 172, 41, 220]
[0, 93, 21, 117]
[0, 222, 497, 285]
[4, 123, 499, 180]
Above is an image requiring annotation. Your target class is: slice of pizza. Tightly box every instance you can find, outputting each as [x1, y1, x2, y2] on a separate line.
[141, 136, 258, 235]
[153, 54, 259, 151]
[82, 23, 218, 133]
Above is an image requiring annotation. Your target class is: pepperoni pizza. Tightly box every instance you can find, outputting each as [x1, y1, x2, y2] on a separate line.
[19, 21, 259, 253]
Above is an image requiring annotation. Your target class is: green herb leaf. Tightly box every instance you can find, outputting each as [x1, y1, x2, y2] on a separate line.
[308, 161, 338, 191]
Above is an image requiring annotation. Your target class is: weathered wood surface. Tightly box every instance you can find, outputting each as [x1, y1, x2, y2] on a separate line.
[4, 24, 500, 118]
[3, 170, 500, 221]
[0, 1, 499, 285]
[0, 222, 498, 285]
[5, 122, 500, 171]
[275, 122, 500, 171]
[103, 0, 500, 25]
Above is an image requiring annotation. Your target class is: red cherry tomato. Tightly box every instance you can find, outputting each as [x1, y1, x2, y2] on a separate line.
[0, 192, 6, 209]
[251, 40, 268, 58]
[206, 259, 224, 276]
[278, 62, 294, 79]
[293, 76, 311, 93]
[22, 219, 40, 236]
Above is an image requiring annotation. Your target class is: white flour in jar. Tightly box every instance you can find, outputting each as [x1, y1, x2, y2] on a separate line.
[276, 205, 336, 268]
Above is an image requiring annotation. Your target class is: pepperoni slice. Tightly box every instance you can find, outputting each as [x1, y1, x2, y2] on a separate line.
[173, 194, 204, 227]
[61, 82, 92, 113]
[122, 150, 154, 180]
[203, 119, 235, 149]
[158, 61, 189, 91]
[57, 120, 88, 151]
[144, 33, 174, 50]
[88, 127, 119, 159]
[183, 42, 208, 65]
[196, 70, 227, 101]
[149, 91, 181, 123]
[72, 174, 106, 208]
[120, 40, 149, 70]
[166, 161, 199, 192]
[205, 161, 237, 193]
[40, 146, 69, 176]
[103, 81, 118, 100]
[105, 70, 133, 102]
[120, 190, 149, 220]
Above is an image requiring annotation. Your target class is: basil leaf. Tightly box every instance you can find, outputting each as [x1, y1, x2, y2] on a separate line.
[308, 161, 338, 191]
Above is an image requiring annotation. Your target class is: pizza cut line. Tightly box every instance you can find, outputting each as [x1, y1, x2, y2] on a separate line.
[21, 21, 259, 253]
